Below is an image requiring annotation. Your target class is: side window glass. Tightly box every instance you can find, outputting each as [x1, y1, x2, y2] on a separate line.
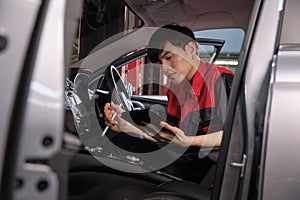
[195, 28, 244, 73]
[118, 54, 166, 95]
[198, 44, 215, 62]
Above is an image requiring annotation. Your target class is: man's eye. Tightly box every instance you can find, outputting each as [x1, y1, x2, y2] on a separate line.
[166, 55, 172, 60]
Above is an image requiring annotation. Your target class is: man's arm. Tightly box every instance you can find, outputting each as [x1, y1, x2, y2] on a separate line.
[158, 121, 223, 147]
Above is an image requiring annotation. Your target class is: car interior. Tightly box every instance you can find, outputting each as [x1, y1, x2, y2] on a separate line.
[63, 0, 255, 199]
[4, 0, 300, 199]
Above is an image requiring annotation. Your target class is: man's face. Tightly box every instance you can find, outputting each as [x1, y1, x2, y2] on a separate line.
[159, 41, 196, 85]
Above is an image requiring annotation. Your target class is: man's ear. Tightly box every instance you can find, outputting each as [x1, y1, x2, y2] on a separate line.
[185, 42, 197, 55]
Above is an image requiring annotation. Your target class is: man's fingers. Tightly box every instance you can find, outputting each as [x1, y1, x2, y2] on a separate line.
[158, 131, 175, 141]
[104, 103, 112, 111]
[142, 125, 157, 137]
[104, 109, 119, 127]
[104, 103, 113, 118]
[104, 103, 120, 125]
[145, 135, 159, 142]
[160, 121, 178, 134]
[141, 121, 160, 133]
[111, 102, 124, 114]
[139, 123, 168, 142]
[153, 133, 171, 142]
[141, 121, 167, 139]
[104, 119, 117, 126]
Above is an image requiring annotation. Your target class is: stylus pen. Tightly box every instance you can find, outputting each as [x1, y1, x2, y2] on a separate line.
[101, 110, 117, 137]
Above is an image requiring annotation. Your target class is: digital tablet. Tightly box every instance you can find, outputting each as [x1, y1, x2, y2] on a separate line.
[122, 109, 176, 140]
[128, 109, 167, 126]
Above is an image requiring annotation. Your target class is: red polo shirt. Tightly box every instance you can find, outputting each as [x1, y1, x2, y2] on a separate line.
[166, 60, 234, 135]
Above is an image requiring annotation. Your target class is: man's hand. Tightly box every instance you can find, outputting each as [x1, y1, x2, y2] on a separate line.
[140, 121, 174, 142]
[159, 122, 223, 147]
[103, 103, 125, 133]
[158, 121, 194, 147]
[103, 103, 159, 142]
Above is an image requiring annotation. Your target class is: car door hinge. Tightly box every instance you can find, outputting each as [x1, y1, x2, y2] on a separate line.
[230, 154, 247, 178]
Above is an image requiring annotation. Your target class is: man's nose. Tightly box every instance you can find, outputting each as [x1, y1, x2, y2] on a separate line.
[162, 65, 173, 74]
[161, 60, 171, 68]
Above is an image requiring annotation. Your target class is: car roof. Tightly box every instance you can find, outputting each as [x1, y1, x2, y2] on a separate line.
[124, 0, 255, 31]
[72, 0, 253, 72]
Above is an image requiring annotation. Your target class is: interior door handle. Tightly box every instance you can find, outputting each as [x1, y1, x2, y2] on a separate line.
[230, 154, 247, 178]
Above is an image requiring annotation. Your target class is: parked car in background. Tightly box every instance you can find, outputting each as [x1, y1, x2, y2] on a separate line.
[1, 0, 300, 199]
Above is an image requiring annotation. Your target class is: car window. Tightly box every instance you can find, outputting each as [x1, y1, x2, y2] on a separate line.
[195, 28, 245, 72]
[117, 55, 161, 95]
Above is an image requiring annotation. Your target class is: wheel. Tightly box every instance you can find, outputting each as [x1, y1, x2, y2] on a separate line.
[104, 65, 134, 112]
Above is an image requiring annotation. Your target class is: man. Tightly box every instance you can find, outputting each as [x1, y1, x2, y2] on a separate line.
[104, 24, 234, 181]
[105, 24, 233, 147]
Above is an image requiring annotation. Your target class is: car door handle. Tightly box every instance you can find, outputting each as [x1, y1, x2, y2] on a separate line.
[230, 154, 247, 178]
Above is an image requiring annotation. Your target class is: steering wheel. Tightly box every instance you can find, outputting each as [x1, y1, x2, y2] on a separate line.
[104, 65, 134, 112]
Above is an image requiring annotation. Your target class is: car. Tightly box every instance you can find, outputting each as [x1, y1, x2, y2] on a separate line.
[1, 0, 300, 199]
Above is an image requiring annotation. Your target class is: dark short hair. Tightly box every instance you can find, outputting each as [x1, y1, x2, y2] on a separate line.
[148, 24, 196, 63]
